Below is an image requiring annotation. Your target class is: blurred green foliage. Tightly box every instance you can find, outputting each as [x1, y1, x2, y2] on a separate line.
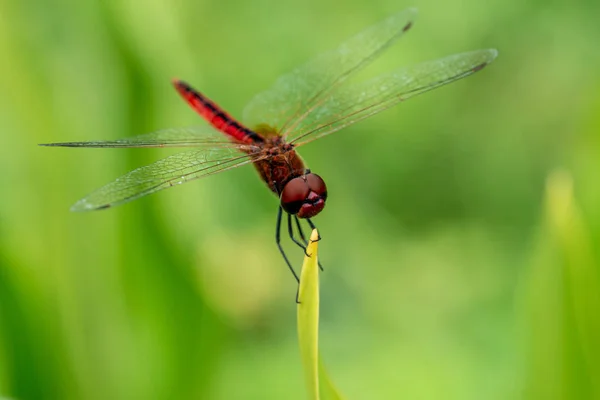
[1, 0, 599, 399]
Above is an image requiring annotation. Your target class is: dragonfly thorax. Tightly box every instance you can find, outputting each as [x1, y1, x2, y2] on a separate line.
[280, 173, 327, 218]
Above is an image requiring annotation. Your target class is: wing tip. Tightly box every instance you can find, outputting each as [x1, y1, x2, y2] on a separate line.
[471, 49, 498, 72]
[486, 48, 499, 61]
[386, 8, 418, 33]
[406, 7, 419, 17]
[402, 7, 419, 31]
[70, 200, 111, 212]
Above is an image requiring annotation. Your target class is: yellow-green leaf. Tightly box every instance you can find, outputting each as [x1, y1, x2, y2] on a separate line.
[521, 170, 600, 399]
[319, 358, 345, 400]
[297, 229, 346, 400]
[297, 229, 321, 400]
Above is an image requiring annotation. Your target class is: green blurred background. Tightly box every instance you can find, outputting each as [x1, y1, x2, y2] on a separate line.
[1, 0, 599, 398]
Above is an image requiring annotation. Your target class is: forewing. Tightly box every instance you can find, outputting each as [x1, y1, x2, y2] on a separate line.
[40, 127, 244, 148]
[71, 147, 263, 211]
[242, 8, 417, 135]
[289, 49, 498, 146]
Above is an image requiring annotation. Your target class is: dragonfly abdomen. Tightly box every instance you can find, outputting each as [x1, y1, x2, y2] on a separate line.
[173, 79, 263, 144]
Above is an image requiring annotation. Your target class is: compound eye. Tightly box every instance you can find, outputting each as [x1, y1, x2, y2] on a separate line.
[306, 173, 327, 199]
[280, 177, 310, 214]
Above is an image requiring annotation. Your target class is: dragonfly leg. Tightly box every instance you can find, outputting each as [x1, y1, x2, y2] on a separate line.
[294, 215, 324, 272]
[276, 206, 300, 284]
[294, 215, 307, 243]
[306, 218, 322, 241]
[288, 213, 311, 257]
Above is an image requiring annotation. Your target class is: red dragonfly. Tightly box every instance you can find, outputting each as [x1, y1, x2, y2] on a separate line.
[42, 9, 497, 280]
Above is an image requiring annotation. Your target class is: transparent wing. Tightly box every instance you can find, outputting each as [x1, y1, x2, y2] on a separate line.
[40, 126, 245, 149]
[70, 147, 263, 211]
[288, 49, 498, 146]
[242, 8, 417, 136]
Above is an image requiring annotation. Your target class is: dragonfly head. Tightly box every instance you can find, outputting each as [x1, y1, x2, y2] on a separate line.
[280, 173, 327, 219]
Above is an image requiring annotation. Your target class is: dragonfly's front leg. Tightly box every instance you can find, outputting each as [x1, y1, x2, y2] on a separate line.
[276, 206, 300, 284]
[291, 215, 324, 272]
[306, 218, 322, 241]
[288, 213, 311, 257]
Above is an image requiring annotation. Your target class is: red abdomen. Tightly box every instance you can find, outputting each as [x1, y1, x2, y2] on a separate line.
[173, 80, 263, 144]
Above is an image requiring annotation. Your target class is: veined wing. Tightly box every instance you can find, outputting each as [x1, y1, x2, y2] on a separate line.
[70, 147, 264, 211]
[288, 49, 498, 146]
[242, 8, 417, 136]
[39, 127, 249, 149]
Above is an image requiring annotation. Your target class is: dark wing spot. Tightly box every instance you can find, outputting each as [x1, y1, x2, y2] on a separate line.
[403, 21, 413, 32]
[471, 62, 488, 73]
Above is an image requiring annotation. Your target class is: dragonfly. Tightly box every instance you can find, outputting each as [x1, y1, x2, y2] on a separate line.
[42, 8, 497, 281]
